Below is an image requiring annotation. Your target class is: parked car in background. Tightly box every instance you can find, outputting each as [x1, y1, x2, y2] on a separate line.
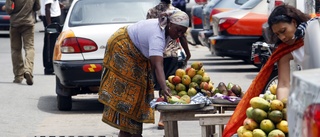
[50, 0, 159, 111]
[198, 0, 248, 51]
[188, 0, 219, 45]
[0, 0, 10, 31]
[209, 0, 277, 63]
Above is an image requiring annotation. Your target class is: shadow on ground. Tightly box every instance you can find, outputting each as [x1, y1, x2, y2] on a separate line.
[37, 95, 104, 114]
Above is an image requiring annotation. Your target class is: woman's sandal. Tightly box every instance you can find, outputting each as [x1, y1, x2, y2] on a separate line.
[158, 121, 164, 129]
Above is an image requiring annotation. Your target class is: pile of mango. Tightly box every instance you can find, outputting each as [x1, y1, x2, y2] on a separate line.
[237, 84, 289, 137]
[164, 61, 215, 104]
[212, 82, 245, 98]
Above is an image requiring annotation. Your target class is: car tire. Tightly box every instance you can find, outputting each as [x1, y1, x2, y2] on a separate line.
[56, 77, 72, 111]
[57, 95, 72, 111]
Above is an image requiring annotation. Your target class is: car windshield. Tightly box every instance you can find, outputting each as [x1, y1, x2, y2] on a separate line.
[69, 0, 158, 26]
[239, 0, 262, 9]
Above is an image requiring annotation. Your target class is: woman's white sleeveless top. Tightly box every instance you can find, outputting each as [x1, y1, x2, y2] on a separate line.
[291, 46, 305, 70]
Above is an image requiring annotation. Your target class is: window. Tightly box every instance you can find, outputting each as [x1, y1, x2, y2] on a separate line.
[69, 0, 158, 26]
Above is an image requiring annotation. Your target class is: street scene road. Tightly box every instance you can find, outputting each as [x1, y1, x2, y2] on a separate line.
[0, 22, 259, 137]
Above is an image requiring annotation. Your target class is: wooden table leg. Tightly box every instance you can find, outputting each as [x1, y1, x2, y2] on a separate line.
[206, 125, 215, 137]
[164, 121, 170, 137]
[164, 121, 178, 137]
[172, 121, 178, 137]
[201, 125, 207, 137]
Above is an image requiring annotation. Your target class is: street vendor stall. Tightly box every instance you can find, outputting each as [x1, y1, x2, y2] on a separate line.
[158, 105, 215, 137]
[151, 92, 214, 137]
[194, 95, 238, 137]
[151, 92, 239, 137]
[150, 61, 243, 137]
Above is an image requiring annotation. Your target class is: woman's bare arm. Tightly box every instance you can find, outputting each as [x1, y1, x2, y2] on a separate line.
[276, 53, 293, 100]
[150, 56, 171, 100]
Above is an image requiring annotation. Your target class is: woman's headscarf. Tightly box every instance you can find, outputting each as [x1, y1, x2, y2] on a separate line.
[158, 10, 189, 30]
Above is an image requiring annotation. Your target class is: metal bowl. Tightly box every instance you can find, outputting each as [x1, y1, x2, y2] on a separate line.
[155, 103, 205, 111]
[210, 98, 239, 105]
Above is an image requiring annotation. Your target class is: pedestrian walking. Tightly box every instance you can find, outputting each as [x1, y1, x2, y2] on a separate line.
[4, 0, 40, 85]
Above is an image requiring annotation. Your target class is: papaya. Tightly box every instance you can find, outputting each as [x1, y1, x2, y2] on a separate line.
[270, 99, 284, 111]
[260, 119, 275, 134]
[263, 93, 276, 101]
[246, 107, 254, 118]
[242, 130, 253, 137]
[252, 129, 267, 137]
[276, 120, 288, 133]
[251, 108, 268, 123]
[243, 118, 258, 131]
[281, 98, 288, 108]
[237, 126, 246, 137]
[268, 110, 283, 124]
[250, 97, 270, 112]
[282, 108, 287, 120]
[269, 84, 277, 95]
[267, 129, 285, 137]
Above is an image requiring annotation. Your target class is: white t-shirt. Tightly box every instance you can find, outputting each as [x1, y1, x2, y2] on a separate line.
[44, 0, 61, 17]
[127, 19, 167, 59]
[40, 0, 46, 16]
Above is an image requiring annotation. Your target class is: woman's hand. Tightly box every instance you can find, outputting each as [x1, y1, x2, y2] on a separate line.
[161, 86, 172, 102]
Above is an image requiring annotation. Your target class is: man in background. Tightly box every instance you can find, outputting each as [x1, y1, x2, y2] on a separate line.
[42, 0, 63, 75]
[4, 0, 40, 85]
[172, 0, 186, 12]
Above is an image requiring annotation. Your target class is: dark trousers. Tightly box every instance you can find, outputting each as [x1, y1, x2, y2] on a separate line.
[175, 5, 186, 12]
[153, 57, 179, 92]
[43, 16, 60, 74]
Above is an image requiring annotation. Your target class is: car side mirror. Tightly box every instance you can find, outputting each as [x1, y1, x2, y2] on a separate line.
[45, 23, 63, 34]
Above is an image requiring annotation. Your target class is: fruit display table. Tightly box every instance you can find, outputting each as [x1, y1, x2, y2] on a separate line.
[211, 103, 237, 114]
[192, 103, 237, 137]
[159, 105, 215, 137]
[195, 113, 233, 137]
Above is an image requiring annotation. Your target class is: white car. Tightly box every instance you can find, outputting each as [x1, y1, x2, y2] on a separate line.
[50, 0, 160, 111]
